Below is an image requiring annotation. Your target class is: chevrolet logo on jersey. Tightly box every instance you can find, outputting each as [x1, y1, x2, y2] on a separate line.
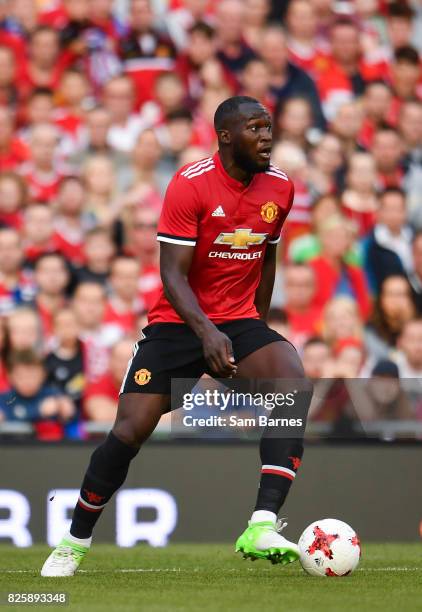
[214, 228, 268, 250]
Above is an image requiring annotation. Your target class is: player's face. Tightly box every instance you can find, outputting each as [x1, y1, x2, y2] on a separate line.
[231, 105, 272, 173]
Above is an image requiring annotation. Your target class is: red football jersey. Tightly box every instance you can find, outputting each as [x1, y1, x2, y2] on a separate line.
[149, 152, 294, 324]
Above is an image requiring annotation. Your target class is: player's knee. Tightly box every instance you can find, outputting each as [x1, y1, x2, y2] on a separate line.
[112, 417, 144, 449]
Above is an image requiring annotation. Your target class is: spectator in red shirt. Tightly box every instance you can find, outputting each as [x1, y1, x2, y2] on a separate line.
[359, 80, 393, 149]
[388, 46, 422, 125]
[83, 154, 120, 230]
[322, 296, 364, 348]
[309, 214, 372, 320]
[72, 281, 121, 383]
[0, 45, 19, 108]
[175, 21, 235, 110]
[330, 101, 365, 160]
[259, 25, 326, 129]
[285, 0, 327, 78]
[0, 228, 35, 314]
[215, 0, 256, 78]
[124, 206, 161, 311]
[119, 0, 176, 108]
[32, 252, 70, 346]
[302, 336, 331, 380]
[371, 126, 405, 188]
[73, 228, 116, 287]
[0, 171, 27, 230]
[104, 255, 142, 335]
[53, 176, 87, 267]
[23, 204, 59, 263]
[39, 0, 89, 31]
[17, 26, 70, 102]
[83, 337, 134, 422]
[242, 0, 271, 52]
[308, 133, 343, 198]
[20, 123, 66, 203]
[157, 109, 195, 174]
[139, 71, 186, 130]
[283, 263, 322, 350]
[316, 18, 387, 121]
[124, 128, 166, 199]
[54, 69, 90, 152]
[341, 152, 378, 237]
[0, 107, 30, 171]
[21, 88, 55, 134]
[239, 58, 275, 114]
[102, 75, 147, 154]
[386, 2, 415, 54]
[271, 141, 312, 251]
[274, 96, 314, 151]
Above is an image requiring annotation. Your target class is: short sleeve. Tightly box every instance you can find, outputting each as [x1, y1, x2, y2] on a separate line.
[157, 173, 200, 246]
[268, 182, 295, 244]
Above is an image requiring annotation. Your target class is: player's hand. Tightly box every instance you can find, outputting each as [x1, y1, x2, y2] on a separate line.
[202, 328, 237, 377]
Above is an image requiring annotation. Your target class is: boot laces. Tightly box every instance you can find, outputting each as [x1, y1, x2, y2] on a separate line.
[275, 518, 288, 533]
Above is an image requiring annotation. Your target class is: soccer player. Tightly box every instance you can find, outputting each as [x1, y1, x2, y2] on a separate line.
[41, 96, 312, 576]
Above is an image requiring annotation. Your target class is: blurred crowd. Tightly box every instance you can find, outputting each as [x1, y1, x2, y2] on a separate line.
[0, 0, 421, 439]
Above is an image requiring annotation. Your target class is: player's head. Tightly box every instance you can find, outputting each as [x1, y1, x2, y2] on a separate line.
[214, 96, 272, 173]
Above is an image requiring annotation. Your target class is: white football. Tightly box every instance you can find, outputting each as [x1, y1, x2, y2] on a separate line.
[298, 518, 361, 577]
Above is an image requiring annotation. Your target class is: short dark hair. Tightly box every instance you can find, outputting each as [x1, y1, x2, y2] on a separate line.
[58, 175, 84, 191]
[214, 96, 262, 132]
[331, 16, 360, 31]
[189, 21, 215, 39]
[303, 336, 327, 350]
[388, 2, 414, 20]
[34, 251, 68, 270]
[28, 87, 54, 101]
[7, 349, 44, 372]
[165, 108, 193, 123]
[379, 187, 406, 202]
[394, 45, 419, 65]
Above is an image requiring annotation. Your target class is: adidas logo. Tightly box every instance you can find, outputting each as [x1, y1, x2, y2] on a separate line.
[212, 205, 225, 217]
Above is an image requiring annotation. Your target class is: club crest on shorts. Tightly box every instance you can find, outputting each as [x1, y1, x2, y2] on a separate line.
[134, 368, 151, 385]
[260, 201, 279, 223]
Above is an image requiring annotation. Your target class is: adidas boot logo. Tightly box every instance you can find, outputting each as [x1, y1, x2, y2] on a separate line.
[212, 205, 225, 217]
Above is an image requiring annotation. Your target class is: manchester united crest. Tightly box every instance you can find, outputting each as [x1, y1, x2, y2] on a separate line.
[134, 368, 151, 385]
[260, 201, 279, 223]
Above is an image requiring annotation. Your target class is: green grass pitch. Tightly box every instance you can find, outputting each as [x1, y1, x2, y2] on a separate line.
[1, 544, 421, 612]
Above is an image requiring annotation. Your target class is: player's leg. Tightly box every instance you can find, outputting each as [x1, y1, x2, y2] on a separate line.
[234, 340, 312, 565]
[41, 392, 168, 577]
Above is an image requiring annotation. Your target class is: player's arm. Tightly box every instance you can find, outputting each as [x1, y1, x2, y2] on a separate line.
[254, 242, 277, 321]
[160, 242, 236, 377]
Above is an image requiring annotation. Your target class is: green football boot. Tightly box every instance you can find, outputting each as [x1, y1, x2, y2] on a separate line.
[236, 519, 300, 565]
[41, 537, 90, 577]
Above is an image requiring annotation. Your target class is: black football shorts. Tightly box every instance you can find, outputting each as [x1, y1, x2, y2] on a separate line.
[119, 318, 289, 396]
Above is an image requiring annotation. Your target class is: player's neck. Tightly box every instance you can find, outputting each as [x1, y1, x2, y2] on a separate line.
[218, 150, 253, 187]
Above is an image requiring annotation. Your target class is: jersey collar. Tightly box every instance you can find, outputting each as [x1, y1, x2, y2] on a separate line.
[213, 151, 256, 192]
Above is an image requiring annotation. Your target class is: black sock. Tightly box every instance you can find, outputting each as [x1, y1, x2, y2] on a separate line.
[70, 432, 140, 539]
[254, 380, 311, 516]
[254, 437, 304, 515]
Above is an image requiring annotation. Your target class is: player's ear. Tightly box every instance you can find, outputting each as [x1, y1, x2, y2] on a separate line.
[218, 129, 231, 145]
